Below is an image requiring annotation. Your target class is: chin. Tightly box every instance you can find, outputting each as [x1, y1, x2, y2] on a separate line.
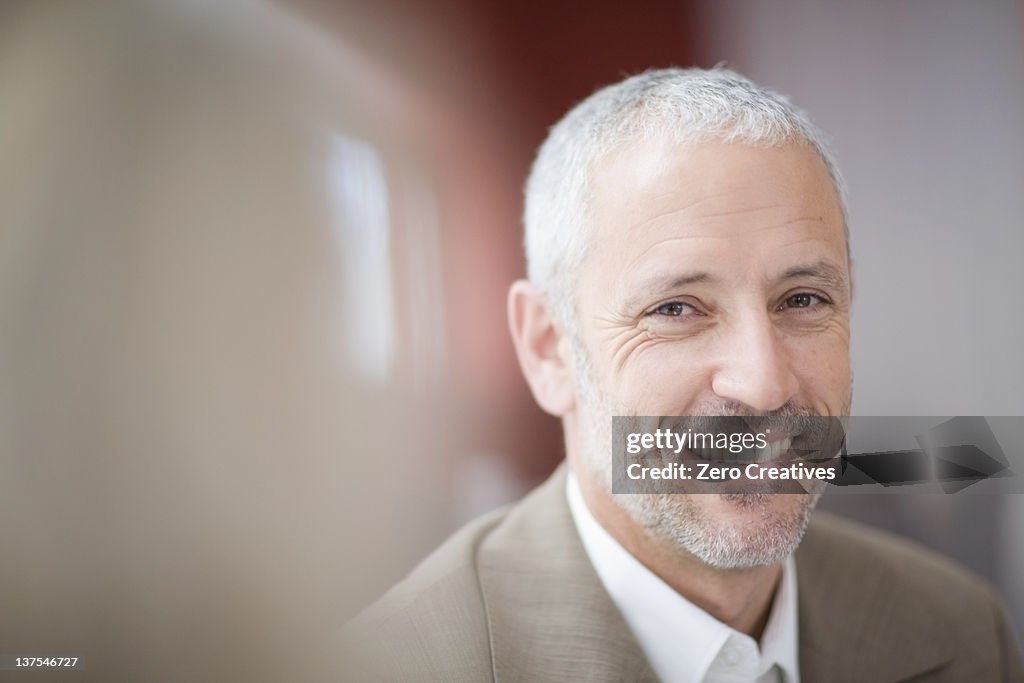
[693, 492, 820, 569]
[624, 490, 821, 570]
[714, 491, 812, 513]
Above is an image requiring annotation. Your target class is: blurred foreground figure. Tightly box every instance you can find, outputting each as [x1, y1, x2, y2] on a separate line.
[0, 0, 464, 680]
[340, 68, 1023, 682]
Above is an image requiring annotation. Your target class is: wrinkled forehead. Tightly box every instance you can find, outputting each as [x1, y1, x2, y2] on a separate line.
[579, 138, 848, 292]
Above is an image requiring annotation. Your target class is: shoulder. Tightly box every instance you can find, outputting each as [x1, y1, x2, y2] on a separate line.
[336, 505, 510, 682]
[800, 511, 998, 604]
[797, 511, 1022, 681]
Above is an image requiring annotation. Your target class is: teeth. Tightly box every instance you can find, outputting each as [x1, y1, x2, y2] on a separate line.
[692, 446, 728, 462]
[770, 440, 790, 462]
[691, 437, 792, 465]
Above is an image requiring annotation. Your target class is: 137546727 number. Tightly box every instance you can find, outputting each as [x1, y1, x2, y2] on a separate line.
[12, 657, 80, 668]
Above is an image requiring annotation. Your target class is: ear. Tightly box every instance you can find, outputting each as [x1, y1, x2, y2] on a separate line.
[507, 280, 576, 417]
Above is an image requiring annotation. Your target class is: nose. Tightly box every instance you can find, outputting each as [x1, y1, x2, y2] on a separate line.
[710, 312, 799, 413]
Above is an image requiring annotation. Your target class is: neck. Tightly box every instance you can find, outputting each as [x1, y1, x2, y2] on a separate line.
[576, 464, 782, 639]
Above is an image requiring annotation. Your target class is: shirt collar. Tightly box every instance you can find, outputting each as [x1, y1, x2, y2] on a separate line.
[566, 472, 800, 683]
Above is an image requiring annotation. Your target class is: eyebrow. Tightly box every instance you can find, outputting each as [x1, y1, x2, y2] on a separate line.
[777, 261, 849, 291]
[621, 271, 717, 311]
[620, 261, 848, 312]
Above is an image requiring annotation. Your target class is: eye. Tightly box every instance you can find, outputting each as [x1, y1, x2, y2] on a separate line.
[649, 301, 699, 317]
[779, 292, 831, 311]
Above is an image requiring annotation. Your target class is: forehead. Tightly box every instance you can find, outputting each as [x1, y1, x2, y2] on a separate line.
[582, 139, 847, 294]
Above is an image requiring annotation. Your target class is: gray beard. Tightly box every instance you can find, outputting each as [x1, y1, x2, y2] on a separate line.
[571, 336, 839, 571]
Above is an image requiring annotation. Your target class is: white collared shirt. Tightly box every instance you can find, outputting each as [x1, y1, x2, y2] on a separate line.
[566, 473, 800, 683]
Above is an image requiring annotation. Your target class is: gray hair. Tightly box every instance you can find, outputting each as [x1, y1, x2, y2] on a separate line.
[523, 66, 848, 324]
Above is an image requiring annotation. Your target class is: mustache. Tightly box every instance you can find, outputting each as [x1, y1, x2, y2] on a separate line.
[620, 401, 846, 460]
[670, 401, 821, 437]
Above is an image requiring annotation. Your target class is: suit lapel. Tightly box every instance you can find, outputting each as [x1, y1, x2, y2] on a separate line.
[477, 464, 660, 683]
[796, 514, 955, 682]
[476, 467, 957, 683]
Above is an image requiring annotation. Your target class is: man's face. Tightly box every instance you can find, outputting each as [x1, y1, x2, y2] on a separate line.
[569, 138, 851, 569]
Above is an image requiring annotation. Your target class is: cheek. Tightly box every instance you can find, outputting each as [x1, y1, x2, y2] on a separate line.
[611, 343, 712, 413]
[786, 332, 851, 407]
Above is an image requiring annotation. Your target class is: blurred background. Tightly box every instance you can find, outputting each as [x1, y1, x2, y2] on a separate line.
[1, 0, 1021, 679]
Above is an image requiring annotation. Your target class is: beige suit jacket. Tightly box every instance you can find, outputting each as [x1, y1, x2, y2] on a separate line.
[340, 464, 1023, 682]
